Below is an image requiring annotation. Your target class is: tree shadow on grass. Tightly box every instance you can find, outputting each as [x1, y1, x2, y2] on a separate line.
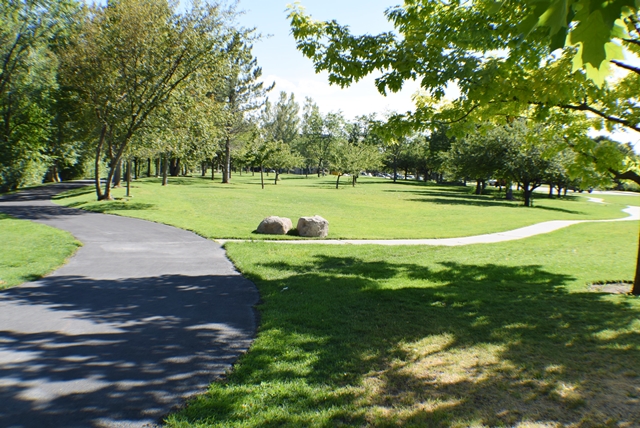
[411, 197, 585, 214]
[172, 255, 640, 427]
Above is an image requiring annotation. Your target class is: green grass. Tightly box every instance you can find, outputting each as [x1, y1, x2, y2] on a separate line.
[53, 175, 638, 240]
[167, 220, 640, 427]
[0, 213, 80, 289]
[53, 176, 640, 425]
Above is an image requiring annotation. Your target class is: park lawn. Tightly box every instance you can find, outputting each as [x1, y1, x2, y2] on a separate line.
[0, 213, 80, 289]
[53, 175, 638, 240]
[167, 220, 640, 427]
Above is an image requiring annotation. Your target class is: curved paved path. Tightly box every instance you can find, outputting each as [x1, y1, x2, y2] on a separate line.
[0, 182, 259, 428]
[218, 206, 640, 246]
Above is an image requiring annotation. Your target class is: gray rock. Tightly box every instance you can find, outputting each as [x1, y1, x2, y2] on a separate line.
[297, 215, 329, 237]
[257, 216, 293, 235]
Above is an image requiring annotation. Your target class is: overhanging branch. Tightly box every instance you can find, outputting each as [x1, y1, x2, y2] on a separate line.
[611, 60, 640, 76]
[610, 168, 640, 186]
[557, 102, 640, 133]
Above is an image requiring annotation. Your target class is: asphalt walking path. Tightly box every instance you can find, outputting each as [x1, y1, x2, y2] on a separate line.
[0, 182, 259, 428]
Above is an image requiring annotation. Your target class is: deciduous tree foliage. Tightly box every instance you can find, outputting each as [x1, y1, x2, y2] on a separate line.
[61, 0, 232, 200]
[0, 0, 79, 191]
[289, 0, 640, 294]
[288, 1, 639, 177]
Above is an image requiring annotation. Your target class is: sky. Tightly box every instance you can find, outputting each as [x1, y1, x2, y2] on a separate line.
[233, 0, 640, 150]
[234, 0, 420, 120]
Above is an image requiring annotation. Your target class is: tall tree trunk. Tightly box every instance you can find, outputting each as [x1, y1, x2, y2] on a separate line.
[523, 182, 533, 207]
[211, 158, 216, 180]
[162, 153, 169, 186]
[223, 137, 231, 183]
[94, 125, 107, 200]
[274, 171, 279, 184]
[126, 158, 132, 197]
[260, 165, 264, 189]
[352, 175, 356, 187]
[201, 162, 207, 177]
[475, 180, 483, 195]
[505, 181, 514, 200]
[112, 159, 122, 188]
[155, 157, 160, 177]
[147, 158, 151, 177]
[169, 158, 180, 177]
[44, 162, 61, 183]
[335, 174, 341, 189]
[548, 184, 554, 197]
[393, 156, 397, 183]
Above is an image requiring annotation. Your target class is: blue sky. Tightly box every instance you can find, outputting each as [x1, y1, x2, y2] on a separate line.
[235, 0, 420, 120]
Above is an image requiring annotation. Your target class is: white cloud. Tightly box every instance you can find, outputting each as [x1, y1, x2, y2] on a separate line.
[260, 73, 419, 119]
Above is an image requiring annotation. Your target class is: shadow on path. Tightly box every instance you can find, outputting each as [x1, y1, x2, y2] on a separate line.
[0, 183, 259, 427]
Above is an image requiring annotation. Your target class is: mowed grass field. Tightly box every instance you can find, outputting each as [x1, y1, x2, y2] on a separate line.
[54, 174, 636, 240]
[0, 213, 80, 289]
[52, 175, 640, 426]
[166, 221, 640, 427]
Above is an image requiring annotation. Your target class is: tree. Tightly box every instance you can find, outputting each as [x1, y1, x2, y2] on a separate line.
[330, 137, 382, 188]
[289, 0, 640, 294]
[500, 123, 554, 207]
[447, 127, 507, 195]
[297, 97, 325, 176]
[266, 140, 302, 184]
[423, 126, 453, 183]
[0, 0, 79, 191]
[61, 0, 230, 200]
[259, 91, 302, 183]
[216, 31, 272, 184]
[288, 2, 640, 179]
[262, 91, 300, 147]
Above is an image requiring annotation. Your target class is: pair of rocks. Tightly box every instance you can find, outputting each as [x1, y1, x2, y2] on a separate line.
[257, 215, 328, 237]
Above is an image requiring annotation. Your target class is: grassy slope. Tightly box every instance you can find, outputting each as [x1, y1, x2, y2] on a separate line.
[167, 220, 640, 427]
[0, 213, 80, 289]
[53, 175, 637, 240]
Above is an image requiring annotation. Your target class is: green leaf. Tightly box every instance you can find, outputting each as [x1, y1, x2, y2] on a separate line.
[550, 25, 569, 50]
[538, 0, 570, 35]
[569, 10, 610, 68]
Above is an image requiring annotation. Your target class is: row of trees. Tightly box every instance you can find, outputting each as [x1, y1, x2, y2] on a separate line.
[0, 0, 273, 198]
[4, 0, 633, 201]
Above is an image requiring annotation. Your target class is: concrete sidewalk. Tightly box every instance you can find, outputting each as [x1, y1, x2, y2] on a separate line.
[217, 206, 640, 246]
[0, 182, 259, 427]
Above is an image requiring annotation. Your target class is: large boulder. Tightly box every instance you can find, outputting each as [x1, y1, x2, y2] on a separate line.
[256, 216, 293, 235]
[297, 215, 329, 237]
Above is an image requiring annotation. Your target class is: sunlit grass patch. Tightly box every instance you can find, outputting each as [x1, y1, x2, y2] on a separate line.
[53, 175, 638, 240]
[0, 213, 80, 289]
[168, 219, 640, 427]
